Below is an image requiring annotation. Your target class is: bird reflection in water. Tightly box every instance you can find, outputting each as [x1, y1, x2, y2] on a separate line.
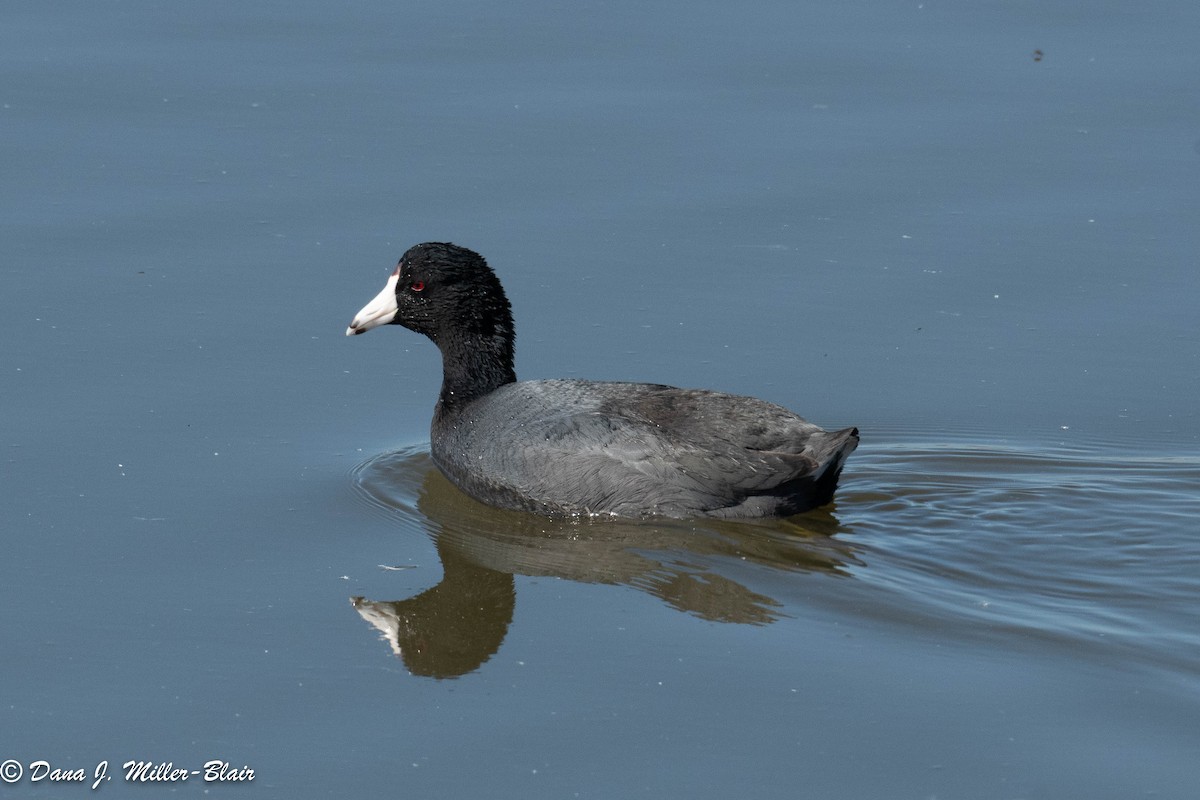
[350, 447, 861, 679]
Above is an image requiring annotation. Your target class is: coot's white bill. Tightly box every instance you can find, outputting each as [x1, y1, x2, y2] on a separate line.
[346, 268, 400, 336]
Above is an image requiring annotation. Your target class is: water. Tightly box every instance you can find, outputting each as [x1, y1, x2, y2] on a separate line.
[345, 436, 1200, 798]
[2, 1, 1198, 798]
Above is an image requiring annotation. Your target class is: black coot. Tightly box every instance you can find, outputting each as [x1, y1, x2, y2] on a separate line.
[347, 242, 858, 519]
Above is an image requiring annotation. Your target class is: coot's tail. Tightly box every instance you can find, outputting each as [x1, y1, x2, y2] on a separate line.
[810, 426, 859, 507]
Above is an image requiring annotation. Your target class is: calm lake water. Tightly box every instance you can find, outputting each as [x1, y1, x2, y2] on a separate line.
[2, 1, 1198, 798]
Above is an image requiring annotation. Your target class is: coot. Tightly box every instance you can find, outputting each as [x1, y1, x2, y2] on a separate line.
[347, 242, 858, 519]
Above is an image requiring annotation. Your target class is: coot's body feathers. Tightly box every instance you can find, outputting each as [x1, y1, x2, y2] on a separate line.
[348, 242, 857, 519]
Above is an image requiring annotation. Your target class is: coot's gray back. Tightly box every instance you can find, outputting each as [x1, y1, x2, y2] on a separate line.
[432, 379, 859, 518]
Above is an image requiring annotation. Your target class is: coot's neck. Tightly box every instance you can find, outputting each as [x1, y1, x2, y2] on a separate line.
[434, 330, 517, 415]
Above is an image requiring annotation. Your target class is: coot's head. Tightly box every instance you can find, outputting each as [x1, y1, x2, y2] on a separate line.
[346, 242, 514, 348]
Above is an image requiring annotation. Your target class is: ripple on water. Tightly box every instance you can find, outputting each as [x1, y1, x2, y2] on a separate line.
[837, 436, 1200, 683]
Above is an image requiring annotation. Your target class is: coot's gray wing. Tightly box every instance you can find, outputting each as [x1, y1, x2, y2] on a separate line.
[592, 384, 856, 515]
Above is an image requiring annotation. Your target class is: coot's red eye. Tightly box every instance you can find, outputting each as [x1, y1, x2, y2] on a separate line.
[410, 281, 425, 292]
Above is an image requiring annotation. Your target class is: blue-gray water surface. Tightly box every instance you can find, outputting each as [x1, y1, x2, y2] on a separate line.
[2, 1, 1198, 798]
